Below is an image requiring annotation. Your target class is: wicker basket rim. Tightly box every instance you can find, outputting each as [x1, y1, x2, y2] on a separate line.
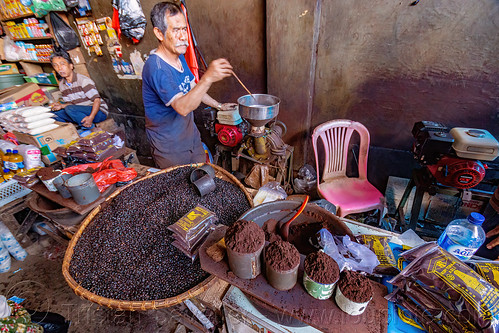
[62, 163, 252, 310]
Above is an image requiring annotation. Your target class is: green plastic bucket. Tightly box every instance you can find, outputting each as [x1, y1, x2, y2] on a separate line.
[0, 74, 25, 90]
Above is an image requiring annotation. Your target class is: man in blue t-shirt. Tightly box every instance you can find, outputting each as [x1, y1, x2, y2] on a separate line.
[143, 2, 236, 168]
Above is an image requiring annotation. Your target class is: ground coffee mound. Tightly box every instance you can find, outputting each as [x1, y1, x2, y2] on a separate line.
[36, 167, 61, 180]
[262, 219, 281, 243]
[69, 166, 251, 301]
[265, 240, 300, 271]
[304, 251, 339, 284]
[225, 220, 264, 253]
[337, 270, 373, 303]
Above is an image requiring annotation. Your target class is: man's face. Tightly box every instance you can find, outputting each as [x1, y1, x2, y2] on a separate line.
[161, 13, 189, 56]
[51, 57, 73, 78]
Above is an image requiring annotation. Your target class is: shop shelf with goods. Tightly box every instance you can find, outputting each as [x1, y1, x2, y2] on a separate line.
[0, 1, 56, 65]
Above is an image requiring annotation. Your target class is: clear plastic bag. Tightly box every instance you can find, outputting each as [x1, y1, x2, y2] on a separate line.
[293, 164, 317, 194]
[253, 181, 287, 206]
[318, 228, 379, 274]
[3, 37, 28, 62]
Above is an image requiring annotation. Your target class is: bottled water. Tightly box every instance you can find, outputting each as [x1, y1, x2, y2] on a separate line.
[437, 212, 485, 261]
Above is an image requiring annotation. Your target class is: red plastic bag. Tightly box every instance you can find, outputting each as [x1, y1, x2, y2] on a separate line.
[62, 158, 137, 192]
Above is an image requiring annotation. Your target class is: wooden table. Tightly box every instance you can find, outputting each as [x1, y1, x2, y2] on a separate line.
[30, 182, 116, 215]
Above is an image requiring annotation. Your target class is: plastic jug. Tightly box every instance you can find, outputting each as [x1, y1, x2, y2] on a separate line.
[437, 212, 486, 261]
[16, 144, 42, 170]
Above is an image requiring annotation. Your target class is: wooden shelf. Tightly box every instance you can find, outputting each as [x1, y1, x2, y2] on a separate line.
[0, 13, 34, 22]
[19, 60, 51, 64]
[11, 36, 52, 41]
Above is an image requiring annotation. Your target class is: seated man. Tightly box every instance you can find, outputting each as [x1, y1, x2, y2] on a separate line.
[50, 50, 108, 128]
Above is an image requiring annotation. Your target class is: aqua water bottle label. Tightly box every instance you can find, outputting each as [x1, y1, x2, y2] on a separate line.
[438, 234, 477, 260]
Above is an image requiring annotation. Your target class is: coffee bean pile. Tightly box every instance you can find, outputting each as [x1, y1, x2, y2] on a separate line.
[69, 166, 251, 301]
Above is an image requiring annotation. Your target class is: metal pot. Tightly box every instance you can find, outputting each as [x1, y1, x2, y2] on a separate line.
[237, 94, 280, 128]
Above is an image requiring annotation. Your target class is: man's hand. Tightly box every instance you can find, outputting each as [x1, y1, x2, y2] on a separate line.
[203, 59, 233, 84]
[486, 225, 499, 250]
[51, 102, 64, 111]
[220, 103, 238, 111]
[81, 116, 94, 128]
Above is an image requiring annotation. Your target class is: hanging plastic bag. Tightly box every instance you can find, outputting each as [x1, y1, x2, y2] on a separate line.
[50, 12, 80, 51]
[119, 0, 146, 42]
[318, 228, 379, 274]
[32, 0, 66, 12]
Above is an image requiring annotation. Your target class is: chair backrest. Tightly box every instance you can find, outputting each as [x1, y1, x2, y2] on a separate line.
[312, 119, 371, 182]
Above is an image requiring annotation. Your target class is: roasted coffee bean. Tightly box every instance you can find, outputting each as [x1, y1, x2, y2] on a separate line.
[69, 167, 251, 301]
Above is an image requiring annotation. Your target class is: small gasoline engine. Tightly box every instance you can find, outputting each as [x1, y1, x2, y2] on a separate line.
[412, 121, 499, 189]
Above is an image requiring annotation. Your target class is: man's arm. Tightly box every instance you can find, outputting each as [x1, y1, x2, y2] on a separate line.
[171, 58, 233, 116]
[81, 98, 101, 127]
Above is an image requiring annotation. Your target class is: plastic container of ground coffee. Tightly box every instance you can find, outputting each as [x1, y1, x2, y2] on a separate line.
[303, 250, 339, 300]
[264, 239, 300, 291]
[225, 220, 265, 279]
[335, 270, 373, 315]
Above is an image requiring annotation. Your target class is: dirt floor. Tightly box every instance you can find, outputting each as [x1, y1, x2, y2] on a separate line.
[0, 238, 182, 332]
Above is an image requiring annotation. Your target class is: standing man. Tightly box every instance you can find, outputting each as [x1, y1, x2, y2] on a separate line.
[50, 50, 108, 128]
[143, 2, 236, 168]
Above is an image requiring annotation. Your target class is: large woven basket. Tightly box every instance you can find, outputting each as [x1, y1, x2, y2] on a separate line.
[62, 163, 253, 310]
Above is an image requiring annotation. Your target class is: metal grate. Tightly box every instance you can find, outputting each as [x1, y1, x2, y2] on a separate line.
[0, 180, 31, 207]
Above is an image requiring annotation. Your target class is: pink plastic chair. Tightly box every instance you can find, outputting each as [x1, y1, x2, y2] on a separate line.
[312, 119, 386, 222]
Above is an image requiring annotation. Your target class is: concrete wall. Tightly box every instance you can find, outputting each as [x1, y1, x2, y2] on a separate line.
[80, 0, 498, 181]
[267, 0, 499, 167]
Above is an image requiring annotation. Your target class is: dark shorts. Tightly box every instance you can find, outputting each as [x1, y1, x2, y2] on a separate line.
[152, 144, 206, 169]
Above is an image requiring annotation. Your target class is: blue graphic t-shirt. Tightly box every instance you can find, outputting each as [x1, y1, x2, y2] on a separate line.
[142, 53, 201, 155]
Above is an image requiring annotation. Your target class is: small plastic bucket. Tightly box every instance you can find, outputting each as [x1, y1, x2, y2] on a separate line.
[335, 286, 372, 316]
[265, 259, 299, 291]
[303, 272, 337, 300]
[65, 173, 100, 205]
[227, 241, 264, 279]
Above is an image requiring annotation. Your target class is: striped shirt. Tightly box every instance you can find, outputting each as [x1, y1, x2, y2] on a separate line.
[59, 72, 108, 114]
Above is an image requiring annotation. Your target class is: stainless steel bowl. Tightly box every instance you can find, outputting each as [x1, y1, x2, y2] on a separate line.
[237, 94, 280, 127]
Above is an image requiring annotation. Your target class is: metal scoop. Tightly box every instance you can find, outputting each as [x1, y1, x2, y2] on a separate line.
[279, 195, 309, 241]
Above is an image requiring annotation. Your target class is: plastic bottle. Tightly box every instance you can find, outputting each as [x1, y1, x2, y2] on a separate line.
[2, 149, 12, 170]
[2, 169, 14, 181]
[9, 150, 24, 173]
[437, 212, 486, 261]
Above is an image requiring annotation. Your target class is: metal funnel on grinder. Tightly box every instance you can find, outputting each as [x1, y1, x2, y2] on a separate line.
[237, 94, 280, 133]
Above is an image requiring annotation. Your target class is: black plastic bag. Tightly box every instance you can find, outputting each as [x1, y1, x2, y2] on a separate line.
[27, 310, 70, 333]
[50, 12, 80, 51]
[119, 0, 146, 42]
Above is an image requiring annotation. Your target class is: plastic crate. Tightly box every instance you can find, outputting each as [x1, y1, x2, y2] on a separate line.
[0, 179, 31, 207]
